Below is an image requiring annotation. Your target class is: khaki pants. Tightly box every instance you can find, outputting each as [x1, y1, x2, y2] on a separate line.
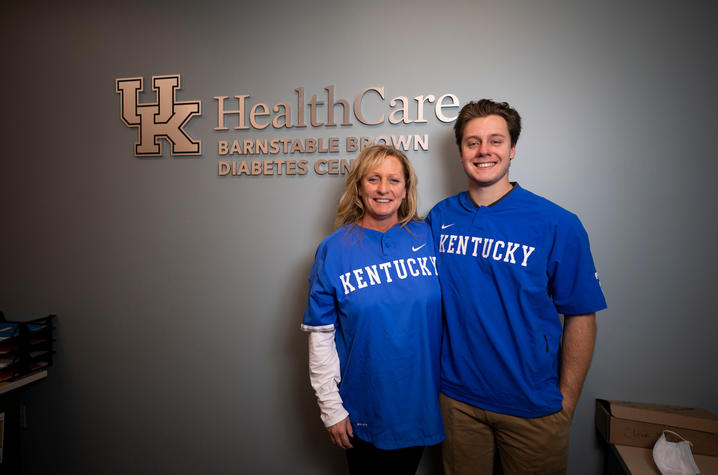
[440, 393, 573, 475]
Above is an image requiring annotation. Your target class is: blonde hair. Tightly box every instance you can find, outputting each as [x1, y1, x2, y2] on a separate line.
[334, 145, 419, 230]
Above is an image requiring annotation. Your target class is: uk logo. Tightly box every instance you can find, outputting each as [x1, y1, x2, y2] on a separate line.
[116, 75, 202, 157]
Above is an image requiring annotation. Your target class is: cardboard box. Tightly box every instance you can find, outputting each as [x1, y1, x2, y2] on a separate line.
[609, 444, 718, 475]
[596, 399, 718, 456]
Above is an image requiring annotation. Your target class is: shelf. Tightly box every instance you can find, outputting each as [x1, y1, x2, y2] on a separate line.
[0, 370, 47, 395]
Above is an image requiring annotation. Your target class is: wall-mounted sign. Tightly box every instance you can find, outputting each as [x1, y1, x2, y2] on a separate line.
[116, 75, 202, 157]
[115, 74, 459, 177]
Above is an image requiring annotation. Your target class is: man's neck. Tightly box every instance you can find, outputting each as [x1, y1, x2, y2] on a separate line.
[468, 180, 514, 207]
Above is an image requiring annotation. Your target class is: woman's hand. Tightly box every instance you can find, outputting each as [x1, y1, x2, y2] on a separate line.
[327, 416, 354, 449]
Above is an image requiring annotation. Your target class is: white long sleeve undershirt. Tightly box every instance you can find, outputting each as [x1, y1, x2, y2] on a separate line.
[307, 328, 349, 427]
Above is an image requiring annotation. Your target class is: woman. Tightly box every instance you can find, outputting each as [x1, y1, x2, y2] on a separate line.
[301, 145, 444, 474]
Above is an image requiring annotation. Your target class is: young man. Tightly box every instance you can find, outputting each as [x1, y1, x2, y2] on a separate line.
[426, 99, 607, 474]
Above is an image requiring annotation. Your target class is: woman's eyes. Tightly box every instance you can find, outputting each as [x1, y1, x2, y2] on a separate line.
[366, 177, 401, 184]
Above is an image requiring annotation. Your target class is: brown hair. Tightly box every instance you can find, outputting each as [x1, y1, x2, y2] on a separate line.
[334, 145, 419, 230]
[453, 99, 522, 147]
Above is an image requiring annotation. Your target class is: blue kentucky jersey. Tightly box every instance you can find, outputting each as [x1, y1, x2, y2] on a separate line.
[427, 185, 606, 417]
[303, 221, 445, 449]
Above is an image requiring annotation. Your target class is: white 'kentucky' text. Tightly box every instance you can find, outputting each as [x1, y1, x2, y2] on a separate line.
[438, 234, 536, 267]
[339, 257, 438, 295]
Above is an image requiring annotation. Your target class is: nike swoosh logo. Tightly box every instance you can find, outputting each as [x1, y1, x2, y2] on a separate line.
[441, 223, 454, 229]
[412, 244, 426, 252]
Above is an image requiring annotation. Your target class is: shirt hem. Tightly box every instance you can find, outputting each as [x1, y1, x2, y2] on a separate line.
[440, 387, 562, 419]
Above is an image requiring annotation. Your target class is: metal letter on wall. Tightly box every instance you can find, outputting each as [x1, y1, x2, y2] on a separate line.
[116, 75, 202, 157]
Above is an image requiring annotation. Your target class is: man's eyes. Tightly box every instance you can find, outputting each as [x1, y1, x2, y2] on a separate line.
[465, 140, 503, 147]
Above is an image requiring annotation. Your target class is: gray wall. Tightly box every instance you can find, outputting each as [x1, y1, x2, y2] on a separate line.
[2, 1, 716, 473]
